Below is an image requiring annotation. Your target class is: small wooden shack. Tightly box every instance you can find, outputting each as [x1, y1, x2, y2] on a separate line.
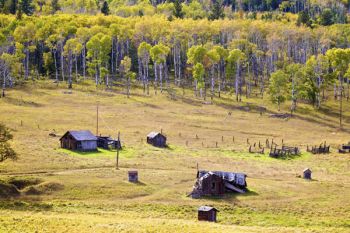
[303, 168, 312, 180]
[147, 132, 167, 147]
[60, 130, 97, 151]
[128, 171, 138, 182]
[198, 206, 219, 222]
[198, 172, 225, 196]
[191, 171, 247, 198]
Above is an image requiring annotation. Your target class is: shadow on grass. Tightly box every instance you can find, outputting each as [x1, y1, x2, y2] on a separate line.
[192, 189, 257, 202]
[62, 149, 104, 156]
[2, 96, 44, 108]
[130, 181, 146, 186]
[0, 200, 53, 211]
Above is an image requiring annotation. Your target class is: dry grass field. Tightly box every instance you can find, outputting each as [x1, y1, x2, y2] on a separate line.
[0, 81, 350, 232]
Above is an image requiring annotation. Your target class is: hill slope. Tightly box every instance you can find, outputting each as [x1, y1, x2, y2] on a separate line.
[0, 83, 349, 232]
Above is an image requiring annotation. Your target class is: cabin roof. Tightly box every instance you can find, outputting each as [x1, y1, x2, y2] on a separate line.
[303, 168, 312, 173]
[198, 206, 219, 212]
[61, 130, 97, 141]
[147, 132, 163, 138]
[198, 170, 247, 182]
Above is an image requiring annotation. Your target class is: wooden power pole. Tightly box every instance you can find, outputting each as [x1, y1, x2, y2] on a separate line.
[116, 131, 120, 170]
[96, 102, 99, 136]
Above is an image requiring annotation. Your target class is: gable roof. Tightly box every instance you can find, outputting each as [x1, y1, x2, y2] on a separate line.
[303, 168, 312, 173]
[198, 206, 219, 212]
[61, 130, 97, 141]
[147, 132, 164, 138]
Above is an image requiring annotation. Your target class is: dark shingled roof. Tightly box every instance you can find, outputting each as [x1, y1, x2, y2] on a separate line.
[198, 206, 219, 212]
[64, 130, 97, 141]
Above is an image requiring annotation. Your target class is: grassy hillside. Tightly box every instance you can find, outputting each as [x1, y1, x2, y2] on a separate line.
[0, 82, 350, 232]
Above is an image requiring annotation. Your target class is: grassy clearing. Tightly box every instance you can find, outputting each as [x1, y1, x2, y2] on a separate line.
[0, 81, 350, 232]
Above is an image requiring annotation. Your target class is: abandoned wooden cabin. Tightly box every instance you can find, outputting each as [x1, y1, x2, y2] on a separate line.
[147, 132, 167, 147]
[303, 168, 312, 180]
[198, 206, 219, 222]
[60, 130, 97, 151]
[128, 171, 138, 182]
[191, 170, 247, 198]
[97, 136, 122, 150]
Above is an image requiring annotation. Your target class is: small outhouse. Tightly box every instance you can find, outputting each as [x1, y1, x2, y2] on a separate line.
[303, 168, 312, 180]
[146, 132, 167, 148]
[198, 206, 219, 222]
[128, 171, 138, 182]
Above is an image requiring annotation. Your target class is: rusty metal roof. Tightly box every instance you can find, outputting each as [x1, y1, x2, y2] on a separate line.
[198, 170, 247, 186]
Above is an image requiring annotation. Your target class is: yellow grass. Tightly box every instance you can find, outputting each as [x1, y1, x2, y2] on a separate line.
[0, 81, 349, 232]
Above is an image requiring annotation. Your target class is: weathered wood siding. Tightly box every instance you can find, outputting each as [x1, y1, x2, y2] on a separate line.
[198, 210, 217, 222]
[81, 141, 97, 151]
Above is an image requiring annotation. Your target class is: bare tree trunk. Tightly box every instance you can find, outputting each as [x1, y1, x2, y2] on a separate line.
[53, 49, 58, 83]
[68, 51, 72, 89]
[60, 42, 65, 82]
[111, 39, 114, 74]
[127, 77, 130, 98]
[160, 63, 163, 93]
[211, 65, 215, 101]
[2, 71, 6, 97]
[154, 62, 157, 95]
[75, 55, 78, 82]
[24, 47, 29, 80]
[82, 45, 86, 80]
[235, 61, 240, 102]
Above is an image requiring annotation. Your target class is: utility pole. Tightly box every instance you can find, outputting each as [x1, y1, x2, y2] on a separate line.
[116, 131, 120, 170]
[340, 84, 343, 129]
[96, 101, 99, 136]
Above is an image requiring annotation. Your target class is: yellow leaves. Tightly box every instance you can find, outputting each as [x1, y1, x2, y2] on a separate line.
[13, 23, 35, 43]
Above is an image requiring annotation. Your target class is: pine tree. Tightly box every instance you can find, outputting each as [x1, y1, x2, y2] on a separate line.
[173, 0, 183, 19]
[296, 10, 311, 27]
[0, 123, 17, 162]
[320, 8, 334, 26]
[16, 5, 22, 19]
[20, 0, 34, 16]
[101, 1, 109, 15]
[51, 0, 60, 14]
[208, 0, 224, 21]
[9, 0, 17, 14]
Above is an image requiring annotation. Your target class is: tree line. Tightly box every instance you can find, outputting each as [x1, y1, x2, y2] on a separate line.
[0, 0, 348, 25]
[0, 14, 349, 124]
